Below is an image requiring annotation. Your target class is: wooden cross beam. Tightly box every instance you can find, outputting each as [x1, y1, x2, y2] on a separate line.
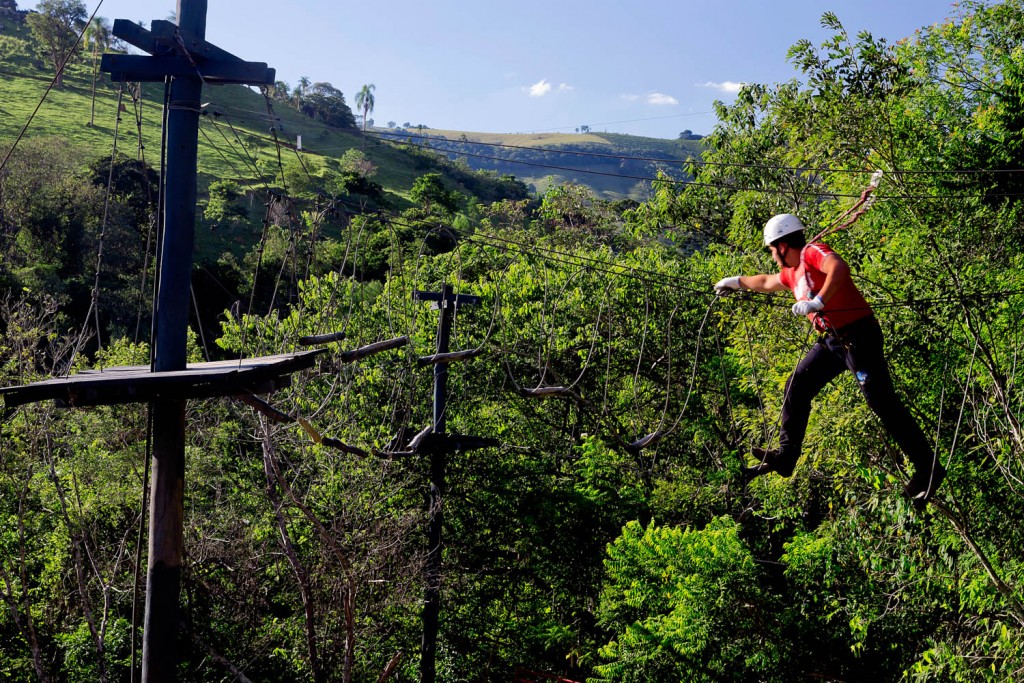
[101, 18, 275, 85]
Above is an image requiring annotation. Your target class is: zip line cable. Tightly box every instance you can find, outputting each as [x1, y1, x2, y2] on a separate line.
[384, 136, 1024, 200]
[319, 194, 1024, 312]
[217, 180, 1024, 325]
[366, 130, 1024, 177]
[196, 109, 1024, 200]
[91, 83, 126, 348]
[138, 98, 1024, 371]
[198, 124, 251, 181]
[198, 104, 1019, 184]
[150, 76, 172, 372]
[65, 82, 125, 374]
[131, 83, 161, 346]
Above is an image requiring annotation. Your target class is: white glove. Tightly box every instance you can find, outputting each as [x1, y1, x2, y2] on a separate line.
[714, 276, 742, 296]
[792, 295, 825, 316]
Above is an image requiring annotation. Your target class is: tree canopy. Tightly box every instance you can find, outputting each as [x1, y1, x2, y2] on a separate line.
[5, 3, 1024, 682]
[25, 0, 86, 87]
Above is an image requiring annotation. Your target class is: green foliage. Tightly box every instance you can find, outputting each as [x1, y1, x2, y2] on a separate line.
[8, 4, 1024, 682]
[0, 34, 29, 61]
[339, 148, 377, 178]
[0, 137, 101, 297]
[203, 179, 248, 226]
[594, 518, 784, 682]
[410, 171, 463, 215]
[301, 81, 357, 129]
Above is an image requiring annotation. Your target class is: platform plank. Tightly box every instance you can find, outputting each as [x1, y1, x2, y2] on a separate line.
[0, 350, 323, 409]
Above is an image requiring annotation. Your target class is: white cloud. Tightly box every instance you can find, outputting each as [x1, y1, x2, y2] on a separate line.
[621, 94, 640, 102]
[647, 92, 678, 105]
[528, 79, 552, 97]
[698, 81, 745, 94]
[524, 79, 573, 97]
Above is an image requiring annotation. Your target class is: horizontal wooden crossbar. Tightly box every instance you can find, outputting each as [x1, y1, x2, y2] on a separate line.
[0, 351, 323, 409]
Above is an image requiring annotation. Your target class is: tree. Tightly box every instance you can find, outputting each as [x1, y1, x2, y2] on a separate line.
[410, 172, 461, 215]
[594, 519, 783, 681]
[355, 83, 375, 133]
[302, 82, 357, 129]
[339, 149, 377, 178]
[85, 16, 111, 126]
[25, 0, 86, 88]
[294, 75, 310, 111]
[270, 79, 290, 102]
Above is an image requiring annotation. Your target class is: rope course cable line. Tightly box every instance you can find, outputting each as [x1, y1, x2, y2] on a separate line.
[203, 106, 1024, 181]
[198, 123, 251, 181]
[366, 130, 1024, 177]
[320, 193, 1024, 316]
[193, 107, 1024, 204]
[216, 182, 1024, 332]
[96, 83, 1024, 471]
[129, 81, 162, 346]
[66, 82, 126, 374]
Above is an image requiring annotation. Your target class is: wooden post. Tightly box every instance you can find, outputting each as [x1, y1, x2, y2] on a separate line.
[412, 286, 480, 683]
[85, 8, 275, 682]
[143, 2, 205, 681]
[420, 285, 451, 683]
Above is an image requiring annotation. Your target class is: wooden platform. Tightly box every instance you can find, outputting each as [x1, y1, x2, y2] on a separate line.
[0, 350, 324, 410]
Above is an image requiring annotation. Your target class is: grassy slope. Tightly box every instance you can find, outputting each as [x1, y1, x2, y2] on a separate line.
[0, 19, 428, 197]
[2, 21, 705, 211]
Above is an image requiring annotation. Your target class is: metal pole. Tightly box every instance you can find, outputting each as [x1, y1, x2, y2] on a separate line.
[142, 2, 205, 681]
[421, 284, 453, 683]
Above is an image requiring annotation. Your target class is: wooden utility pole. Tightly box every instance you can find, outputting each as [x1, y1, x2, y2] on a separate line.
[2, 7, 319, 683]
[100, 4, 275, 681]
[412, 286, 486, 683]
[143, 3, 203, 678]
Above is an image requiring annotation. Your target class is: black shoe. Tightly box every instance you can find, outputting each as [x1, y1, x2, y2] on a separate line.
[742, 448, 798, 482]
[904, 462, 946, 506]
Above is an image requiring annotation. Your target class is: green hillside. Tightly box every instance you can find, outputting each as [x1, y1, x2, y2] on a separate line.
[1, 14, 692, 205]
[0, 53, 477, 197]
[376, 126, 703, 199]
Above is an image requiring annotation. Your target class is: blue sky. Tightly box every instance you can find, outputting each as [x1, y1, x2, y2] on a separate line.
[30, 0, 960, 139]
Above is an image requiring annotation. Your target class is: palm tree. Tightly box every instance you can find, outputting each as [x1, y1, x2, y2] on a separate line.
[355, 83, 375, 133]
[86, 16, 111, 126]
[295, 75, 310, 111]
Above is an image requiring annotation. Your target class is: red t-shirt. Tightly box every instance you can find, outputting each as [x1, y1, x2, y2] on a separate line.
[778, 242, 872, 332]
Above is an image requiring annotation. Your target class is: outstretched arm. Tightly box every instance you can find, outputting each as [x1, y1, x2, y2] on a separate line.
[738, 273, 787, 293]
[715, 272, 787, 295]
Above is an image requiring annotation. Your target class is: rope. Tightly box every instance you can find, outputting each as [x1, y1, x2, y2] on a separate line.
[129, 404, 153, 683]
[808, 170, 884, 243]
[149, 77, 173, 371]
[66, 82, 126, 373]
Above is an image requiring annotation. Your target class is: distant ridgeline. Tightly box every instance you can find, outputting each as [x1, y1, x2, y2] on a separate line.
[376, 129, 702, 200]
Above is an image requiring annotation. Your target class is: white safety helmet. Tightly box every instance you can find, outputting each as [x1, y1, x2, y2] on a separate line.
[763, 213, 805, 246]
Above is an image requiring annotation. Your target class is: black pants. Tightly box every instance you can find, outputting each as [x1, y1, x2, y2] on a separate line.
[779, 315, 932, 472]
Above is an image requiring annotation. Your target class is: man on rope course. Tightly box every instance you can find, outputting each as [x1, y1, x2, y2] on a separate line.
[714, 213, 945, 506]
